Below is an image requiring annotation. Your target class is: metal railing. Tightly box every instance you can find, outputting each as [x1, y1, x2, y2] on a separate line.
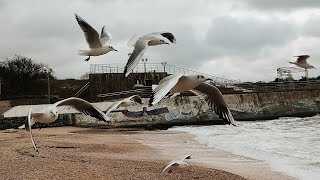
[234, 79, 320, 92]
[90, 63, 241, 88]
[74, 82, 90, 97]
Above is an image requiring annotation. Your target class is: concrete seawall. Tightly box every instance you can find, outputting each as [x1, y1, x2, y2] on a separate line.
[75, 89, 320, 128]
[1, 90, 320, 129]
[225, 89, 320, 120]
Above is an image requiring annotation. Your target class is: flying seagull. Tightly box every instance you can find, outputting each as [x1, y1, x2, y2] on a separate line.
[123, 31, 176, 77]
[289, 55, 315, 69]
[20, 97, 111, 152]
[289, 55, 316, 79]
[149, 74, 236, 126]
[105, 95, 143, 115]
[75, 13, 117, 61]
[160, 155, 191, 175]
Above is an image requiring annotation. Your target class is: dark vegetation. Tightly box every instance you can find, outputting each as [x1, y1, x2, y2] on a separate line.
[0, 55, 87, 100]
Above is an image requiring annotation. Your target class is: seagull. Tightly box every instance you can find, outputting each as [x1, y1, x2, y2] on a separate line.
[289, 55, 316, 79]
[123, 31, 176, 77]
[289, 55, 315, 69]
[160, 155, 191, 175]
[149, 74, 236, 126]
[75, 13, 117, 61]
[20, 97, 111, 152]
[105, 95, 143, 115]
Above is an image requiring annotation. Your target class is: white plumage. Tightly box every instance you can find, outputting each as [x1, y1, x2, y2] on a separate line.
[20, 97, 110, 152]
[149, 74, 236, 126]
[160, 155, 191, 175]
[123, 31, 176, 77]
[75, 14, 117, 61]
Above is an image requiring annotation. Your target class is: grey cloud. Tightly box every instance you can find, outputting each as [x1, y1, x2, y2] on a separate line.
[302, 16, 320, 38]
[206, 16, 298, 57]
[241, 0, 320, 10]
[0, 0, 319, 82]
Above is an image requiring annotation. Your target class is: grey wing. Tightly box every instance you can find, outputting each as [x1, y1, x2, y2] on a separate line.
[160, 161, 178, 174]
[75, 14, 102, 48]
[105, 100, 123, 115]
[191, 83, 236, 126]
[294, 55, 310, 63]
[55, 97, 110, 122]
[149, 74, 184, 105]
[100, 26, 112, 45]
[123, 39, 148, 77]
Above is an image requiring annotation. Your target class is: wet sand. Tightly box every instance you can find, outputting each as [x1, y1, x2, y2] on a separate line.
[0, 126, 245, 180]
[130, 130, 296, 180]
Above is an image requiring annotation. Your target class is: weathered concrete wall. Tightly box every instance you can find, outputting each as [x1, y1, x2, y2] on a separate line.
[1, 90, 320, 129]
[75, 90, 320, 128]
[224, 90, 320, 120]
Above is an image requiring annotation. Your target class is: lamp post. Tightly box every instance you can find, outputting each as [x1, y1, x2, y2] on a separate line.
[141, 58, 148, 73]
[161, 62, 167, 73]
[43, 67, 50, 104]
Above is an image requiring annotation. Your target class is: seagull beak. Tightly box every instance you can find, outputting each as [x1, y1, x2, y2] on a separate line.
[114, 49, 118, 52]
[206, 78, 213, 81]
[165, 42, 170, 45]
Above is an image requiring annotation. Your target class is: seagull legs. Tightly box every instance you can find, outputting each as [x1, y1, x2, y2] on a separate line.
[85, 56, 90, 61]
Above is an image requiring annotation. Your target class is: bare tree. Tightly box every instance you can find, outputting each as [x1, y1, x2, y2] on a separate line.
[0, 54, 56, 95]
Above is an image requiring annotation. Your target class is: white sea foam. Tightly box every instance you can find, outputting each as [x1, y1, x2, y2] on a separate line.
[171, 116, 320, 180]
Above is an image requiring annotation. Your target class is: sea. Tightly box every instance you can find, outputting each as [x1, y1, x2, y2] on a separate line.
[171, 115, 320, 180]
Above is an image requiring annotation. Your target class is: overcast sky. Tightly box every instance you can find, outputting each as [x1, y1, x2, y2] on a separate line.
[1, 0, 320, 82]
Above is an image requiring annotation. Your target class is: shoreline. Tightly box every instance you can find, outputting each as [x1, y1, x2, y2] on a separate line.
[0, 126, 245, 180]
[129, 129, 296, 180]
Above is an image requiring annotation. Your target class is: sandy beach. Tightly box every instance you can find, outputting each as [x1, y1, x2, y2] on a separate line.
[0, 126, 245, 180]
[0, 126, 294, 180]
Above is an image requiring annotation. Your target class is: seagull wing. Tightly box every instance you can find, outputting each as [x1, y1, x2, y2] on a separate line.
[149, 74, 185, 105]
[123, 38, 149, 77]
[55, 97, 110, 122]
[160, 162, 179, 175]
[294, 55, 310, 63]
[105, 100, 123, 115]
[75, 14, 102, 49]
[127, 33, 139, 47]
[191, 83, 236, 125]
[100, 26, 112, 45]
[26, 109, 38, 152]
[145, 31, 176, 43]
[181, 154, 191, 160]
